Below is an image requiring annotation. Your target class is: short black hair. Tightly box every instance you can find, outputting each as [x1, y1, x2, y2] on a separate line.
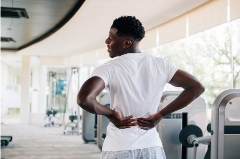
[112, 16, 145, 41]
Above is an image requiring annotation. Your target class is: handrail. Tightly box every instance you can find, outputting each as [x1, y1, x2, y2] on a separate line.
[211, 89, 240, 159]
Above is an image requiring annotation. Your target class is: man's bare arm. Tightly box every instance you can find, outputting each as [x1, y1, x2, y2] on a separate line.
[160, 69, 205, 117]
[137, 69, 205, 130]
[77, 76, 137, 129]
[77, 76, 113, 116]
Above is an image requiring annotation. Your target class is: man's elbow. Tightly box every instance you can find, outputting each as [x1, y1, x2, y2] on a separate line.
[77, 96, 88, 109]
[196, 82, 205, 95]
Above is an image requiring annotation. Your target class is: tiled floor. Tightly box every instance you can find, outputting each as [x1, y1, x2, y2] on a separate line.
[1, 124, 101, 159]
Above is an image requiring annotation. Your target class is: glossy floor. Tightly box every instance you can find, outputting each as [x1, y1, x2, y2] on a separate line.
[1, 124, 101, 159]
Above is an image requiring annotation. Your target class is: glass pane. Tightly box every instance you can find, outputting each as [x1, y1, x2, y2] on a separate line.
[1, 54, 22, 124]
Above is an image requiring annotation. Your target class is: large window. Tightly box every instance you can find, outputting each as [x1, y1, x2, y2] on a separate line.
[145, 18, 240, 106]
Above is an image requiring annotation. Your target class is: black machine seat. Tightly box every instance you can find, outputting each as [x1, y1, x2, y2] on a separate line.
[44, 110, 61, 127]
[46, 110, 57, 117]
[63, 111, 82, 135]
[69, 115, 78, 122]
[1, 136, 12, 147]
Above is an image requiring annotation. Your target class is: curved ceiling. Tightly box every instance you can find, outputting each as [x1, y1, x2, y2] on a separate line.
[1, 0, 84, 50]
[16, 0, 209, 56]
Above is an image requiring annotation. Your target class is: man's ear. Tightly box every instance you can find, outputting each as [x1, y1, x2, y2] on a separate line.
[124, 40, 132, 49]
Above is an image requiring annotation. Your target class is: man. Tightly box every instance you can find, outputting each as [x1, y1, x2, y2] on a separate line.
[77, 16, 205, 159]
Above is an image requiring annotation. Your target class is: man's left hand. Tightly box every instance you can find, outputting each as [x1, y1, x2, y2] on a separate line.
[137, 112, 164, 130]
[106, 110, 138, 129]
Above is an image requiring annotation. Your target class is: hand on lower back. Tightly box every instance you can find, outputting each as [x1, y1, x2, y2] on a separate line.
[137, 112, 164, 130]
[106, 110, 138, 129]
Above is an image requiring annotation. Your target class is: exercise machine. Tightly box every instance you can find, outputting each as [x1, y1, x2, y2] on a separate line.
[82, 91, 109, 144]
[63, 111, 81, 135]
[179, 89, 240, 159]
[44, 72, 61, 127]
[82, 109, 96, 143]
[1, 136, 12, 147]
[44, 110, 61, 127]
[157, 91, 207, 159]
[63, 68, 81, 135]
[97, 92, 110, 151]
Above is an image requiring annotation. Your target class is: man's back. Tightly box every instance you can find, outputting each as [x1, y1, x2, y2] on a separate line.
[91, 52, 178, 151]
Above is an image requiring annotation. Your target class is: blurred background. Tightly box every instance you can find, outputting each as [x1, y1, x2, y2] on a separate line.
[1, 0, 240, 158]
[1, 0, 239, 125]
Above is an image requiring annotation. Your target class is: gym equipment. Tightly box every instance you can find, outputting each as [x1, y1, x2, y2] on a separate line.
[97, 92, 110, 151]
[1, 136, 12, 147]
[82, 91, 109, 144]
[82, 109, 96, 143]
[63, 111, 81, 135]
[157, 91, 207, 159]
[44, 110, 61, 127]
[44, 72, 61, 127]
[179, 89, 240, 159]
[63, 68, 81, 135]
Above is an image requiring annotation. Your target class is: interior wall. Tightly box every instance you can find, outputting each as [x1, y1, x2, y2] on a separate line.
[20, 56, 31, 124]
[1, 62, 8, 86]
[31, 66, 40, 114]
[1, 62, 9, 116]
[1, 62, 22, 117]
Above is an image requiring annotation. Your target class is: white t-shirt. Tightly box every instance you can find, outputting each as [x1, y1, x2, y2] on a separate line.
[91, 52, 178, 151]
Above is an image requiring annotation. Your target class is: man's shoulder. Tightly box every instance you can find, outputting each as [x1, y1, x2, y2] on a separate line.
[145, 54, 174, 69]
[94, 59, 118, 71]
[140, 53, 164, 61]
[145, 54, 167, 63]
[102, 57, 124, 67]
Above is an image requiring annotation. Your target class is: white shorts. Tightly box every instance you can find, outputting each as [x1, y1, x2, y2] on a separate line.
[100, 146, 166, 159]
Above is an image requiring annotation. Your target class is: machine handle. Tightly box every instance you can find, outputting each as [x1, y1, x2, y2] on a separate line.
[182, 112, 188, 159]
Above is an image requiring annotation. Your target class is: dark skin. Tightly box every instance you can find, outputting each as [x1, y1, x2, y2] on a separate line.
[77, 26, 205, 130]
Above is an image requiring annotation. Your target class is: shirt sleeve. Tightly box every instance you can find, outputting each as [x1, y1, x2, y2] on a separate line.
[91, 64, 110, 88]
[163, 60, 178, 83]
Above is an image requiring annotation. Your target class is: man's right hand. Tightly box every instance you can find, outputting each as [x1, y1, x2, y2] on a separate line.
[137, 112, 164, 130]
[106, 110, 138, 129]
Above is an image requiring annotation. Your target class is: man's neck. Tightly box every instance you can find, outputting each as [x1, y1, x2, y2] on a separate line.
[121, 47, 141, 56]
[129, 42, 141, 53]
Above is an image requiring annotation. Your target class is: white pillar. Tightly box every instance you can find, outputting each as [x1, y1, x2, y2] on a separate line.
[20, 56, 31, 124]
[67, 68, 72, 113]
[31, 67, 39, 113]
[38, 65, 47, 114]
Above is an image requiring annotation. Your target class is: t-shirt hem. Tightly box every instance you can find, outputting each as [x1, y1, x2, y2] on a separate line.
[102, 143, 163, 152]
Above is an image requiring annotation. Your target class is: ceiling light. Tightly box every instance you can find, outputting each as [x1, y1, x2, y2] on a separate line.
[1, 37, 16, 43]
[1, 7, 29, 19]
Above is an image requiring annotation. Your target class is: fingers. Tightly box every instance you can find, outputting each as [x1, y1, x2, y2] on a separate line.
[117, 117, 137, 129]
[117, 116, 154, 130]
[118, 122, 137, 128]
[137, 122, 153, 129]
[118, 122, 138, 129]
[118, 125, 151, 130]
[119, 120, 138, 128]
[126, 122, 138, 126]
[122, 115, 133, 121]
[137, 118, 154, 130]
[137, 122, 149, 127]
[137, 119, 152, 125]
[119, 126, 131, 129]
[138, 117, 151, 121]
[121, 119, 137, 125]
[138, 126, 151, 130]
[117, 115, 153, 129]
